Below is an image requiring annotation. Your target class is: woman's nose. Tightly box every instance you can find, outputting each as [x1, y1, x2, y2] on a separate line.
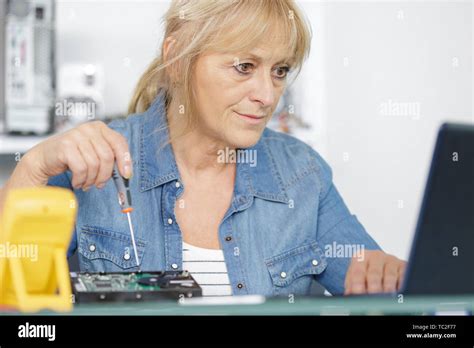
[249, 71, 276, 107]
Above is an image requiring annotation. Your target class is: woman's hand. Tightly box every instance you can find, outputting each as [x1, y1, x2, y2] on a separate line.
[344, 250, 407, 295]
[21, 121, 132, 190]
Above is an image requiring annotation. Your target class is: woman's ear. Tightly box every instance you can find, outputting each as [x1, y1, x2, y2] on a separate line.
[163, 36, 176, 62]
[163, 36, 179, 85]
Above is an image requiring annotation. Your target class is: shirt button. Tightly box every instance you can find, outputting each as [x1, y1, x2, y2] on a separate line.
[175, 181, 181, 188]
[280, 271, 287, 279]
[237, 283, 244, 289]
[123, 253, 131, 261]
[167, 218, 173, 225]
[89, 244, 96, 252]
[225, 236, 232, 242]
[171, 263, 178, 270]
[312, 259, 319, 266]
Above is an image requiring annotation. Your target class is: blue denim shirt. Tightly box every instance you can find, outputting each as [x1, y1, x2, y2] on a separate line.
[47, 91, 381, 296]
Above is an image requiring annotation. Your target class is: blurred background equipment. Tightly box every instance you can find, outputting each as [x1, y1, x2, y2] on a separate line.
[269, 88, 311, 135]
[54, 63, 105, 132]
[3, 0, 56, 135]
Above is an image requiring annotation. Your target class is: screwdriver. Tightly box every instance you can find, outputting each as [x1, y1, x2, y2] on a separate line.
[111, 162, 141, 272]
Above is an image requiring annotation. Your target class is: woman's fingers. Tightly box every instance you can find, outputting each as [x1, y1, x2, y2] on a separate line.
[344, 250, 407, 295]
[382, 256, 399, 293]
[397, 261, 407, 290]
[26, 120, 132, 190]
[366, 252, 384, 293]
[90, 136, 115, 188]
[78, 139, 100, 190]
[345, 256, 368, 295]
[100, 123, 133, 179]
[62, 144, 88, 189]
[73, 121, 133, 190]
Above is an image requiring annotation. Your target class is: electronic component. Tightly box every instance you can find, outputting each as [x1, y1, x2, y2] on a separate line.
[70, 271, 202, 303]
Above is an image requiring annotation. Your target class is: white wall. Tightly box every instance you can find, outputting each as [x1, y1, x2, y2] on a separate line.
[291, 1, 328, 154]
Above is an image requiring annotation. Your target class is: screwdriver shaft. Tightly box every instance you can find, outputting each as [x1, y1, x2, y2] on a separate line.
[126, 212, 141, 271]
[112, 162, 140, 271]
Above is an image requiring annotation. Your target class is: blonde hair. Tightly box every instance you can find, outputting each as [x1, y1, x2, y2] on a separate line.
[128, 0, 312, 140]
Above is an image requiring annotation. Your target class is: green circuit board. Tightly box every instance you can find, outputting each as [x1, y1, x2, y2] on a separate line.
[70, 271, 202, 302]
[73, 272, 161, 292]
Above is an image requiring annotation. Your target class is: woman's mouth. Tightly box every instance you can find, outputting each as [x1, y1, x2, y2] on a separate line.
[235, 111, 266, 125]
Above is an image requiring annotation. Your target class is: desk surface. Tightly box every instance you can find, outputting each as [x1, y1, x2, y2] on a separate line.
[2, 295, 473, 316]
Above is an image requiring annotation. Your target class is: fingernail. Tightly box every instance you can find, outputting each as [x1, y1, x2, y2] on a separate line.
[83, 186, 90, 192]
[124, 164, 132, 179]
[97, 183, 105, 189]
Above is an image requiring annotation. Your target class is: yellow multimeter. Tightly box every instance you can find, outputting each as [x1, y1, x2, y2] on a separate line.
[0, 187, 77, 312]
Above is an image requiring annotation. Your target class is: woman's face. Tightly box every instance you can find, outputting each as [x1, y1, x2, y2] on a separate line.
[192, 45, 292, 149]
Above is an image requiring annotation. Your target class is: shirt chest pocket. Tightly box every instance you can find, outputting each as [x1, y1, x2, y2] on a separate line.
[265, 240, 327, 296]
[78, 225, 147, 272]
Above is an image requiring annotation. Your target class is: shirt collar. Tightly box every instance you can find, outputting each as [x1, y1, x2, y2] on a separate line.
[139, 91, 289, 204]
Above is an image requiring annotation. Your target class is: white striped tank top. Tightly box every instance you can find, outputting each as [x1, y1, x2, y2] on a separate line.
[182, 242, 233, 297]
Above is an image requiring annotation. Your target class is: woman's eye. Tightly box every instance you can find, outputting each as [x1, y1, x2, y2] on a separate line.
[234, 62, 254, 75]
[233, 63, 290, 79]
[273, 66, 290, 79]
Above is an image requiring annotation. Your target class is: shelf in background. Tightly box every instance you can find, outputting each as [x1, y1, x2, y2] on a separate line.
[0, 134, 49, 155]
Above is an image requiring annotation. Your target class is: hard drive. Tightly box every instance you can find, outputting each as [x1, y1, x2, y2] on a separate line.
[70, 271, 202, 303]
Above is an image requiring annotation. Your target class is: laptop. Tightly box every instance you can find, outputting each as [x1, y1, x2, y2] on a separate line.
[401, 122, 474, 295]
[335, 122, 474, 298]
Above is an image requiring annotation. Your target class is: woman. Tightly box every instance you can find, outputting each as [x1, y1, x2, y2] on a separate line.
[0, 0, 405, 297]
